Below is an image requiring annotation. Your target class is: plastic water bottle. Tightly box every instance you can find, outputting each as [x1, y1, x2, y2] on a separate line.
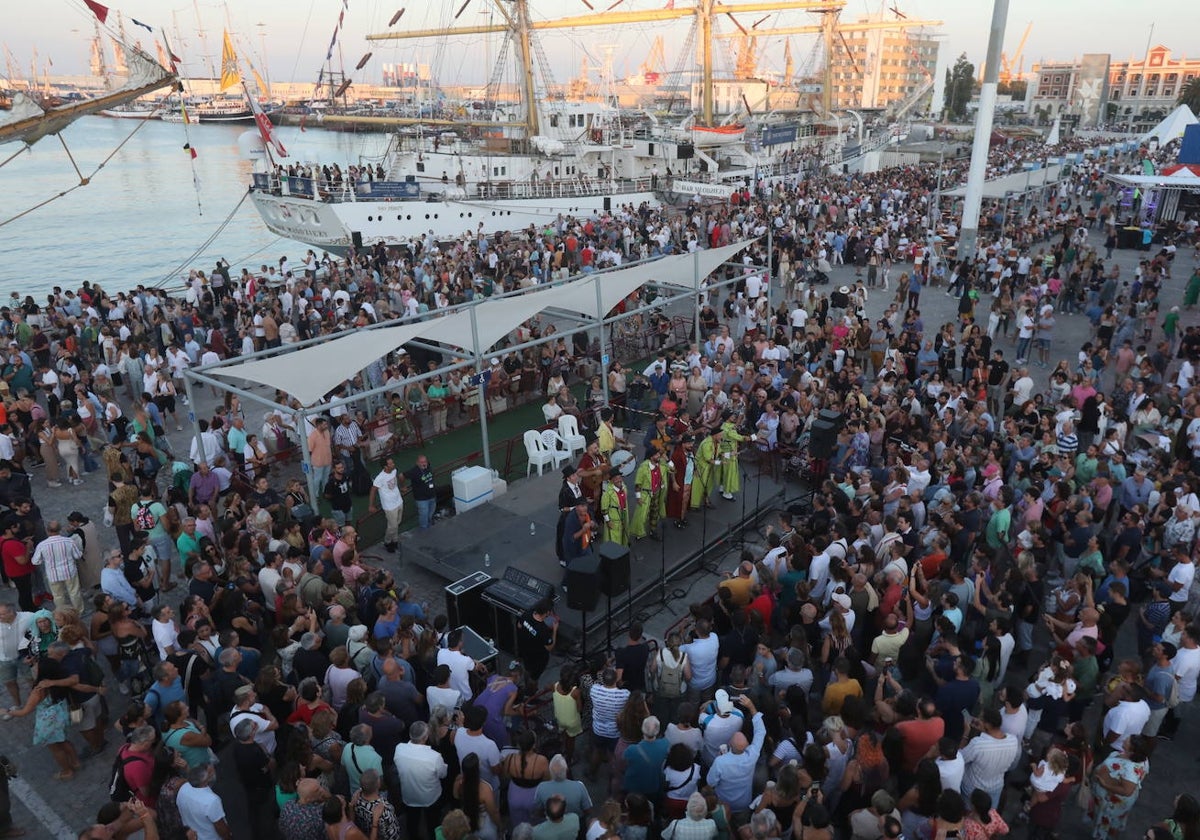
[530, 522, 536, 536]
[484, 553, 491, 569]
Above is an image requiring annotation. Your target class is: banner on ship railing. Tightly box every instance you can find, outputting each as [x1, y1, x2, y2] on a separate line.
[761, 124, 799, 147]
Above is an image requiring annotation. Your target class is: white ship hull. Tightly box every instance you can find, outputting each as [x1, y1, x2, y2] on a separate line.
[250, 189, 662, 251]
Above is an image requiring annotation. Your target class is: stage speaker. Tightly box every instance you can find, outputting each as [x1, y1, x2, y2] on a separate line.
[809, 419, 840, 460]
[566, 554, 602, 612]
[444, 571, 494, 639]
[677, 143, 694, 160]
[604, 197, 611, 213]
[351, 231, 363, 249]
[597, 541, 631, 597]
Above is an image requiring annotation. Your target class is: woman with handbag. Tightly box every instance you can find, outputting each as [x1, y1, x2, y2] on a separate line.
[5, 640, 84, 781]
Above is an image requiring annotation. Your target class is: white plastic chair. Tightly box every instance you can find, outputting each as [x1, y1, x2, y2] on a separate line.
[540, 429, 571, 471]
[524, 430, 556, 477]
[558, 414, 586, 457]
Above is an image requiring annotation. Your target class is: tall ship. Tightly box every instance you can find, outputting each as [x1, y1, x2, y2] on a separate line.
[245, 0, 937, 251]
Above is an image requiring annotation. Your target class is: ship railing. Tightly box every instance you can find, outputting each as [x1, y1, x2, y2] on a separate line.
[472, 175, 655, 200]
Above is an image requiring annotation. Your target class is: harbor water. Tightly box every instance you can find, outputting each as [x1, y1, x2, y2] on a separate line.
[0, 116, 391, 296]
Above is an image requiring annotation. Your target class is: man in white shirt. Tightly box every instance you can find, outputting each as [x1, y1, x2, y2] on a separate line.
[368, 456, 404, 553]
[1102, 684, 1151, 751]
[152, 604, 180, 660]
[682, 620, 719, 697]
[394, 721, 447, 836]
[176, 763, 230, 840]
[436, 629, 478, 699]
[1010, 367, 1034, 406]
[1166, 551, 1197, 611]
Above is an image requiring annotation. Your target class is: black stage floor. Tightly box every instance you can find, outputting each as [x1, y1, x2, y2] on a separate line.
[400, 460, 790, 657]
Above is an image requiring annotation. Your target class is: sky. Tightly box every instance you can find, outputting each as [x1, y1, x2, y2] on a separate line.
[5, 0, 1195, 91]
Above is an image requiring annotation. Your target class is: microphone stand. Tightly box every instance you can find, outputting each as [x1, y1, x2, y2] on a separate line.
[659, 519, 676, 615]
[739, 462, 749, 550]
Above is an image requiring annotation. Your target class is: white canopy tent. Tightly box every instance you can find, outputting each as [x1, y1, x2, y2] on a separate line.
[206, 321, 435, 407]
[1141, 104, 1198, 145]
[1106, 167, 1200, 190]
[189, 240, 758, 499]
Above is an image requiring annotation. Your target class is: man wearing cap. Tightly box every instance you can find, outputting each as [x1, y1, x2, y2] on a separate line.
[599, 468, 630, 547]
[630, 449, 668, 542]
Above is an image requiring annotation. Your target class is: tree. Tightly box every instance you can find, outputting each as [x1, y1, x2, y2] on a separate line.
[943, 53, 975, 120]
[1179, 77, 1200, 114]
[998, 79, 1027, 101]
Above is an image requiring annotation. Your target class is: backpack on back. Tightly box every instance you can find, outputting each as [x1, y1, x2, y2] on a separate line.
[656, 648, 687, 698]
[134, 502, 156, 532]
[109, 748, 152, 802]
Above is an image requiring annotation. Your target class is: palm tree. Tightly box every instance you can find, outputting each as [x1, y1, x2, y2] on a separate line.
[1178, 76, 1200, 113]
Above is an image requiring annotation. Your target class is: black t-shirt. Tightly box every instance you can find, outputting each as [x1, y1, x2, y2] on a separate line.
[404, 466, 436, 501]
[37, 655, 74, 703]
[233, 740, 272, 793]
[987, 360, 1010, 386]
[124, 556, 157, 601]
[188, 577, 218, 605]
[324, 475, 353, 512]
[517, 612, 554, 676]
[613, 642, 650, 692]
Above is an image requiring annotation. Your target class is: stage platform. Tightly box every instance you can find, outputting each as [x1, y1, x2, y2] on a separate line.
[398, 458, 791, 657]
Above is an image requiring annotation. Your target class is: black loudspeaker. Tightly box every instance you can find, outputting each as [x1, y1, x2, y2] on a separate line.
[809, 419, 839, 460]
[444, 571, 494, 639]
[566, 554, 602, 612]
[597, 541, 631, 597]
[604, 197, 611, 213]
[677, 143, 694, 160]
[351, 231, 363, 249]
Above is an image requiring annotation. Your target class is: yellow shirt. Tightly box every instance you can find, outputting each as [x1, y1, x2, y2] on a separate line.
[718, 576, 753, 607]
[822, 678, 863, 716]
[598, 423, 616, 457]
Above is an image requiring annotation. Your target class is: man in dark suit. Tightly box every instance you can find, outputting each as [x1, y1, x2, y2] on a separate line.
[556, 464, 584, 568]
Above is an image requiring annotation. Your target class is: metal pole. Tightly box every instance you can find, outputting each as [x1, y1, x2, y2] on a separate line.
[296, 406, 318, 506]
[182, 374, 206, 467]
[469, 305, 492, 470]
[594, 278, 610, 405]
[957, 0, 1010, 263]
[766, 226, 774, 337]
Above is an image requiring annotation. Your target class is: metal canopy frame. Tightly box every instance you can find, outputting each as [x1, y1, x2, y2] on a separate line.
[181, 241, 761, 503]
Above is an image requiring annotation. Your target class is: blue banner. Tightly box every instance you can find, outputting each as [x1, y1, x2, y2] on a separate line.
[360, 181, 421, 198]
[761, 124, 799, 147]
[288, 176, 315, 196]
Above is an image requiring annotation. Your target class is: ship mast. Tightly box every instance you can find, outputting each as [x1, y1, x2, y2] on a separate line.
[367, 1, 847, 128]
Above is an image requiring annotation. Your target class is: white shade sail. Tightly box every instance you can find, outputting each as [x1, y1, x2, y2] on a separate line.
[203, 241, 757, 406]
[207, 321, 433, 406]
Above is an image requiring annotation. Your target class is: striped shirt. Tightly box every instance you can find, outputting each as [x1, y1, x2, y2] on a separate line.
[589, 684, 630, 740]
[960, 731, 1020, 794]
[30, 535, 81, 583]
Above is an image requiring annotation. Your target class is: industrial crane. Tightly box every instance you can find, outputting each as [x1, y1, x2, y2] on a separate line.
[1000, 21, 1032, 85]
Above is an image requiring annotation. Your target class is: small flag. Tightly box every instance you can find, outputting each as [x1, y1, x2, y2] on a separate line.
[299, 114, 308, 132]
[83, 0, 109, 23]
[131, 18, 153, 33]
[180, 102, 191, 124]
[220, 29, 241, 91]
[245, 82, 287, 156]
[184, 143, 197, 159]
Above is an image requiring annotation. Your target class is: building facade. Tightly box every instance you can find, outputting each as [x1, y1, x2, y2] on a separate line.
[828, 19, 939, 112]
[1029, 46, 1199, 127]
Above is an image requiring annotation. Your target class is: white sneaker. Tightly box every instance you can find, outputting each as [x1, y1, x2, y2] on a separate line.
[48, 481, 62, 488]
[723, 492, 735, 500]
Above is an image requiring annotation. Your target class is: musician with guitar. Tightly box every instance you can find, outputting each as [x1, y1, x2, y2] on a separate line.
[561, 501, 598, 570]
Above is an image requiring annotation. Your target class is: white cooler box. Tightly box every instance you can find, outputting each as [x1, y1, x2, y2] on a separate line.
[453, 465, 496, 514]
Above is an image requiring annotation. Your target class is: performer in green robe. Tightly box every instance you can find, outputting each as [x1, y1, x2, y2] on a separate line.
[717, 417, 755, 500]
[599, 467, 630, 546]
[690, 429, 721, 510]
[630, 449, 668, 540]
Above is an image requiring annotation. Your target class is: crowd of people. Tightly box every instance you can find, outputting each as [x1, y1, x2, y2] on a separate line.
[0, 123, 1197, 840]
